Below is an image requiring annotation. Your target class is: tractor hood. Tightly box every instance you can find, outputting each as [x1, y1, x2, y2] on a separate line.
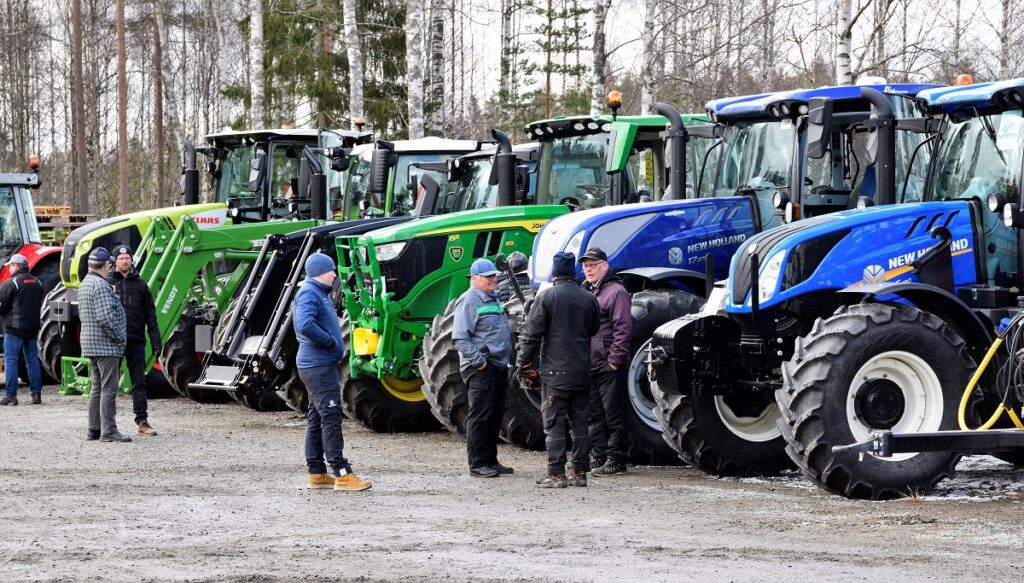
[726, 201, 986, 313]
[531, 197, 756, 285]
[355, 204, 570, 246]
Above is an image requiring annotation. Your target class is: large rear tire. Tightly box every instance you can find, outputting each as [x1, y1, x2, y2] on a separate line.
[419, 299, 467, 434]
[624, 290, 704, 465]
[778, 304, 968, 499]
[159, 314, 231, 404]
[38, 284, 73, 381]
[340, 322, 439, 432]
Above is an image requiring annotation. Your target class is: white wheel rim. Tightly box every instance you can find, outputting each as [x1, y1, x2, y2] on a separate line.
[847, 350, 944, 462]
[713, 397, 782, 442]
[628, 339, 662, 431]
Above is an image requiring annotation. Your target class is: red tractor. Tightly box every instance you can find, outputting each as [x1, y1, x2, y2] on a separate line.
[0, 157, 61, 289]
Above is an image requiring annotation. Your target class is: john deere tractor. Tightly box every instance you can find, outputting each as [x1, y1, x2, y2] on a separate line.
[339, 105, 702, 434]
[40, 128, 369, 392]
[184, 137, 491, 411]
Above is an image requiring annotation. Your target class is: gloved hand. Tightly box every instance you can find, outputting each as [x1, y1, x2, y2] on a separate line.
[519, 362, 540, 391]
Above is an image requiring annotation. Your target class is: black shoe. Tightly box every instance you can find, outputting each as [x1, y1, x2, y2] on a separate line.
[86, 430, 100, 441]
[31, 394, 41, 405]
[470, 466, 499, 478]
[592, 461, 628, 477]
[0, 395, 17, 406]
[567, 469, 588, 487]
[589, 458, 606, 473]
[100, 432, 132, 443]
[490, 463, 514, 475]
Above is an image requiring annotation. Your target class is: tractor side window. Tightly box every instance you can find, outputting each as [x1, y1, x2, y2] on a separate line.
[269, 145, 302, 218]
[716, 121, 795, 230]
[457, 160, 496, 211]
[216, 144, 255, 203]
[16, 187, 41, 244]
[892, 96, 931, 203]
[0, 188, 23, 257]
[346, 153, 374, 213]
[394, 154, 449, 216]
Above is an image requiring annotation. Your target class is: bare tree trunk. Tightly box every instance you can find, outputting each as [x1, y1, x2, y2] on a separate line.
[212, 0, 235, 129]
[640, 0, 657, 115]
[116, 0, 128, 212]
[342, 0, 364, 127]
[836, 0, 853, 85]
[318, 1, 332, 128]
[999, 0, 1011, 77]
[544, 0, 553, 118]
[406, 0, 424, 139]
[72, 0, 90, 213]
[153, 12, 165, 208]
[500, 0, 512, 108]
[153, 1, 185, 151]
[589, 0, 612, 115]
[429, 0, 445, 133]
[249, 0, 265, 126]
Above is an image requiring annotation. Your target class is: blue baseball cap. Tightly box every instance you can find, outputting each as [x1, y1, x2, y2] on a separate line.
[88, 247, 112, 263]
[469, 258, 500, 277]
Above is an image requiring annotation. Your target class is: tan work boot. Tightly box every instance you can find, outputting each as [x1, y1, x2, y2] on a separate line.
[306, 473, 335, 489]
[138, 422, 158, 436]
[334, 472, 372, 491]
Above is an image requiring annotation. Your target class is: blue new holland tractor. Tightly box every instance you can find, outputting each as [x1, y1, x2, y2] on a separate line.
[514, 82, 939, 462]
[650, 78, 1024, 499]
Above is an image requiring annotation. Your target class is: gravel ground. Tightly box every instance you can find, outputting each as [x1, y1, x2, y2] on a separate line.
[2, 385, 1024, 582]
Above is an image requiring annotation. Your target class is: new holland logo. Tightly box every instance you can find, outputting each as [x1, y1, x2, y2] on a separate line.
[863, 264, 885, 283]
[449, 246, 464, 262]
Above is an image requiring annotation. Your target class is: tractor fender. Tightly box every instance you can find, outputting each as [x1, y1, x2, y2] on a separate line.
[618, 267, 706, 296]
[21, 244, 61, 271]
[838, 281, 994, 349]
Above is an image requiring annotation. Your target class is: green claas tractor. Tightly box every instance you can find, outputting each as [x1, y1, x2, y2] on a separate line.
[42, 127, 370, 395]
[184, 137, 492, 411]
[338, 109, 706, 434]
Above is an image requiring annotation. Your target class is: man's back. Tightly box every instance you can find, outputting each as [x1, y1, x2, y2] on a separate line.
[521, 279, 599, 389]
[0, 271, 43, 338]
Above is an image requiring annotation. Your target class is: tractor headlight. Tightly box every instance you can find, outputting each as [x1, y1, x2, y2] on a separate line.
[79, 240, 91, 252]
[375, 241, 408, 263]
[757, 249, 787, 304]
[563, 230, 586, 259]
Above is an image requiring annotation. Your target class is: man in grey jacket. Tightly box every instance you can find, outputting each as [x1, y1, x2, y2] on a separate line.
[79, 247, 130, 443]
[452, 258, 514, 478]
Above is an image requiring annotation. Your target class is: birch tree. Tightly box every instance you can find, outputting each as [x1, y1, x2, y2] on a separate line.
[589, 0, 612, 115]
[116, 0, 128, 212]
[836, 0, 853, 84]
[249, 0, 265, 126]
[640, 0, 658, 115]
[342, 0, 364, 127]
[406, 0, 425, 139]
[429, 0, 445, 133]
[72, 0, 90, 213]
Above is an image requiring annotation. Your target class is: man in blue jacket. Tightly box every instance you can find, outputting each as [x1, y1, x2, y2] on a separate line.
[294, 252, 371, 492]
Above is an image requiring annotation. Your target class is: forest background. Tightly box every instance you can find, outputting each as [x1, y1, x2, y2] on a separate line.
[0, 0, 1018, 214]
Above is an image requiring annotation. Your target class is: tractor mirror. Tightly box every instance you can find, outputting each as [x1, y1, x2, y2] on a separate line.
[330, 156, 351, 172]
[806, 97, 833, 159]
[515, 165, 533, 204]
[441, 191, 457, 213]
[369, 143, 396, 195]
[247, 154, 267, 192]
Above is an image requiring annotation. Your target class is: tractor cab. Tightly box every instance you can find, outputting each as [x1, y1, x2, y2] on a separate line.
[198, 127, 372, 223]
[0, 158, 61, 289]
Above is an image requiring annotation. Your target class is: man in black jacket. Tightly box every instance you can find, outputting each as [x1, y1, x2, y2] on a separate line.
[0, 254, 44, 406]
[108, 246, 161, 435]
[518, 251, 599, 488]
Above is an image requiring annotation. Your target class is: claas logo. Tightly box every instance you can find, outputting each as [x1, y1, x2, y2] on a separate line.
[193, 216, 222, 225]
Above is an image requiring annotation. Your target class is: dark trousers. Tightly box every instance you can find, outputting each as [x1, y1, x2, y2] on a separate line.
[589, 364, 631, 465]
[124, 342, 149, 425]
[299, 364, 351, 476]
[4, 334, 41, 397]
[462, 362, 508, 469]
[541, 384, 590, 476]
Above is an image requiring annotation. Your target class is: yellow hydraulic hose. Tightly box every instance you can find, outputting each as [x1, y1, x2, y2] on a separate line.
[957, 334, 1024, 431]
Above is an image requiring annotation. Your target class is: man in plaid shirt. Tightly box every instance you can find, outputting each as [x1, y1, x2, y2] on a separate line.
[79, 247, 130, 443]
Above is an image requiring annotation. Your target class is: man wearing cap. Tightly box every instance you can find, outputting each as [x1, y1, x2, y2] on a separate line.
[580, 247, 632, 476]
[452, 257, 514, 478]
[518, 251, 600, 488]
[80, 247, 130, 442]
[107, 245, 161, 436]
[294, 252, 371, 491]
[0, 254, 44, 406]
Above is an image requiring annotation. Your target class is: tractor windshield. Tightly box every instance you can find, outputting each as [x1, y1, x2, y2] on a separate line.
[536, 134, 618, 208]
[716, 120, 795, 196]
[393, 154, 450, 215]
[0, 187, 28, 256]
[931, 109, 1024, 201]
[453, 157, 537, 211]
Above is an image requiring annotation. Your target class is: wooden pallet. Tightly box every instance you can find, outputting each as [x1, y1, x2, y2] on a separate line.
[34, 206, 94, 245]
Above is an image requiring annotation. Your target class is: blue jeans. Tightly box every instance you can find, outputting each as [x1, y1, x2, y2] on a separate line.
[4, 334, 41, 397]
[299, 364, 351, 476]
